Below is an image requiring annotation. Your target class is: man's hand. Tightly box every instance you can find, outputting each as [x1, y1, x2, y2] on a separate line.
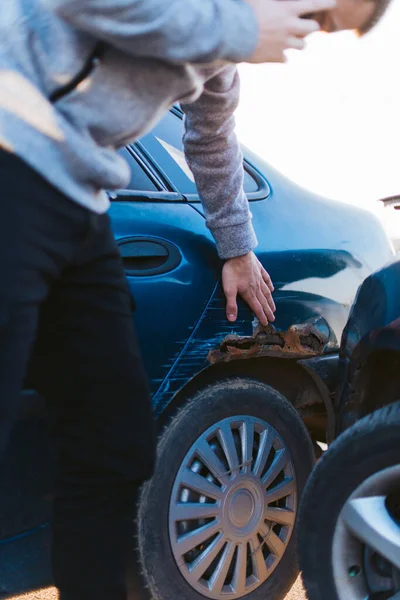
[222, 251, 276, 326]
[244, 0, 336, 63]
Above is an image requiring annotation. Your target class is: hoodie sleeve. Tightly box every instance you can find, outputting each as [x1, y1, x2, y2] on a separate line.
[46, 0, 259, 65]
[181, 66, 258, 259]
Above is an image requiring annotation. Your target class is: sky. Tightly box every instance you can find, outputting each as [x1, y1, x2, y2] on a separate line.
[235, 0, 400, 243]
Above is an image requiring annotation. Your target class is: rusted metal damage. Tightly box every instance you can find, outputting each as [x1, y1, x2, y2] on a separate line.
[208, 323, 325, 364]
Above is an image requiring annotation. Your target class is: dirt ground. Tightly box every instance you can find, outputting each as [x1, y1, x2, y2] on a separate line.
[12, 577, 307, 600]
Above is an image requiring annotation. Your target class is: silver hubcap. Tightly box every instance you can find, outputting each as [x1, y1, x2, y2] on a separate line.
[169, 416, 297, 599]
[333, 465, 400, 600]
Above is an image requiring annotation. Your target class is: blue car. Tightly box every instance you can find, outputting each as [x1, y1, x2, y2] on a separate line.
[0, 107, 395, 600]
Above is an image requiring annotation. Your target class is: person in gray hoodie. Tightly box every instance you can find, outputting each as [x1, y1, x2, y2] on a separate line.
[0, 0, 390, 598]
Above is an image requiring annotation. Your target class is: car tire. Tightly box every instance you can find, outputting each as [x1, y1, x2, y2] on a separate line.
[299, 401, 400, 600]
[138, 378, 315, 600]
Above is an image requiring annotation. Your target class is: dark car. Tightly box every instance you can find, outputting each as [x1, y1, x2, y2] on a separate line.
[299, 252, 400, 600]
[380, 195, 400, 253]
[0, 107, 395, 600]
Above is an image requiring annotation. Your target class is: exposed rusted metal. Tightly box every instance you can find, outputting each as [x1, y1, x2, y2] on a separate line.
[208, 323, 325, 365]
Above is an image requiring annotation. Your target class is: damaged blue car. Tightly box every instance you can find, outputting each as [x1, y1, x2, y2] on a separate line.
[0, 107, 395, 600]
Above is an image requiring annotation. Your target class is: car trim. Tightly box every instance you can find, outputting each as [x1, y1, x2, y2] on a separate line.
[183, 160, 271, 203]
[135, 140, 179, 194]
[126, 144, 167, 191]
[136, 107, 271, 202]
[111, 190, 185, 202]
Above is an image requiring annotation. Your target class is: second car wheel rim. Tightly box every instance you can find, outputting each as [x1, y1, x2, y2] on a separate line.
[333, 465, 400, 600]
[169, 415, 297, 599]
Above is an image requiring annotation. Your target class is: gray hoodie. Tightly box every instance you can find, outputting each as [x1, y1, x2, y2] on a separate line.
[0, 0, 259, 258]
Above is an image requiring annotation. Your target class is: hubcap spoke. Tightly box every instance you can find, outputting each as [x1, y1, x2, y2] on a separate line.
[265, 477, 296, 504]
[197, 439, 230, 486]
[209, 540, 236, 593]
[176, 519, 221, 556]
[180, 469, 223, 500]
[232, 542, 247, 595]
[174, 502, 220, 522]
[241, 420, 255, 475]
[249, 535, 268, 581]
[189, 532, 226, 580]
[342, 496, 400, 570]
[264, 505, 296, 526]
[264, 530, 286, 559]
[262, 448, 289, 488]
[253, 429, 274, 478]
[218, 423, 240, 477]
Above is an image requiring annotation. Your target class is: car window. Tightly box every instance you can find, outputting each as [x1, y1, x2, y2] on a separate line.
[139, 112, 260, 196]
[118, 147, 158, 192]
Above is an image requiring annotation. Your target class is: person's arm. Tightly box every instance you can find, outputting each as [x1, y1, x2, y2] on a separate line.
[181, 66, 275, 325]
[46, 0, 335, 65]
[182, 66, 254, 260]
[46, 0, 258, 65]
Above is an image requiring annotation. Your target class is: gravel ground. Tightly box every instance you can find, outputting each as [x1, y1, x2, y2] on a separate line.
[11, 578, 307, 600]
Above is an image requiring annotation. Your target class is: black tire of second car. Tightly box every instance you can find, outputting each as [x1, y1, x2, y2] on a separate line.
[299, 401, 400, 600]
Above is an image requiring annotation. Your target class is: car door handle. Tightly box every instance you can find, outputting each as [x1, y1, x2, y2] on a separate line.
[118, 237, 181, 276]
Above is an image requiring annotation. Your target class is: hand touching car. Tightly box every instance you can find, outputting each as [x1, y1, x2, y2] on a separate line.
[222, 251, 276, 326]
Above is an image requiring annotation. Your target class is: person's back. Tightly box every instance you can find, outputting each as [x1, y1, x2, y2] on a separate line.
[1, 0, 251, 213]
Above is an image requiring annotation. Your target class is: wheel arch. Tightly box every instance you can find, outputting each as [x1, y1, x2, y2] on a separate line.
[157, 356, 334, 444]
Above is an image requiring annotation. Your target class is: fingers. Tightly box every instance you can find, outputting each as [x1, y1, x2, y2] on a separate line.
[243, 280, 276, 326]
[224, 286, 238, 323]
[261, 281, 276, 313]
[247, 295, 269, 326]
[257, 288, 275, 324]
[290, 0, 336, 16]
[287, 37, 305, 51]
[245, 0, 335, 63]
[289, 17, 320, 37]
[261, 267, 274, 292]
[244, 264, 276, 325]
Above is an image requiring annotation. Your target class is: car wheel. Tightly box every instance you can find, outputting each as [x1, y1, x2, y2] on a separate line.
[299, 401, 400, 600]
[138, 378, 315, 600]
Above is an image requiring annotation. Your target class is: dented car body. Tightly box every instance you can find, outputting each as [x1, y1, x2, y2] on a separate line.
[0, 108, 395, 596]
[208, 322, 326, 364]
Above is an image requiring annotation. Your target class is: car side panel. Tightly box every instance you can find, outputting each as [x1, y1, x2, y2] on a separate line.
[108, 201, 220, 395]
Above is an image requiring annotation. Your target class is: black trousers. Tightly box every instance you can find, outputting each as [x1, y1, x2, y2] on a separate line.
[0, 150, 155, 599]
